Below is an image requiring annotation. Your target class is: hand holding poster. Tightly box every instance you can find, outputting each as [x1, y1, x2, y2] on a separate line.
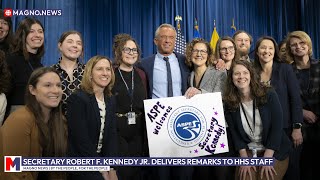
[143, 92, 229, 157]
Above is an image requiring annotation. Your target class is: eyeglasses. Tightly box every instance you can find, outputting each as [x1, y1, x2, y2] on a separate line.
[220, 46, 235, 53]
[122, 47, 138, 54]
[158, 35, 175, 40]
[290, 41, 306, 48]
[192, 49, 208, 55]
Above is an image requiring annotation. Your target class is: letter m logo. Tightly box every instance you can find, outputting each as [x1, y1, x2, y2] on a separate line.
[4, 156, 21, 172]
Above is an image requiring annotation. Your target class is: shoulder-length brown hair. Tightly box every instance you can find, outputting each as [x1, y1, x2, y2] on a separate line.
[223, 60, 268, 110]
[0, 51, 10, 94]
[81, 55, 115, 97]
[215, 36, 240, 61]
[185, 38, 215, 68]
[25, 67, 67, 158]
[112, 33, 141, 66]
[11, 17, 45, 60]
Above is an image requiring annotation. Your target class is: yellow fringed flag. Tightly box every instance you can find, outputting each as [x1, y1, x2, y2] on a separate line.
[210, 20, 219, 52]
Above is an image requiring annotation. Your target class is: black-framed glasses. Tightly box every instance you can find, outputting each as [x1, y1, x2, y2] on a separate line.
[220, 46, 235, 53]
[192, 49, 208, 55]
[123, 47, 138, 54]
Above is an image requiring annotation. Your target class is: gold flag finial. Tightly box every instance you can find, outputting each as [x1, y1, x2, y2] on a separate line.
[175, 15, 182, 30]
[231, 18, 236, 31]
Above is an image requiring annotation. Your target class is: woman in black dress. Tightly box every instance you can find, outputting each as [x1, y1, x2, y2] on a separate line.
[112, 34, 148, 180]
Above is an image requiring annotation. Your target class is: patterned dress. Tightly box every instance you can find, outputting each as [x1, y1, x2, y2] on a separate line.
[52, 59, 85, 114]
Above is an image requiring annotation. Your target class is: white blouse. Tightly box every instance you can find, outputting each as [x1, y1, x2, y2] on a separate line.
[0, 93, 7, 126]
[96, 98, 106, 153]
[240, 100, 265, 150]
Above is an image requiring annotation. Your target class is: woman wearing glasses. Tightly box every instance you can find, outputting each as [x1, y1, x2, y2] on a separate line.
[184, 38, 230, 180]
[184, 38, 226, 99]
[286, 31, 320, 180]
[215, 36, 240, 72]
[112, 34, 148, 180]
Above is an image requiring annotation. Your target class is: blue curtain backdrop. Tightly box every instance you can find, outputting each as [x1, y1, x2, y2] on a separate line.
[1, 0, 319, 66]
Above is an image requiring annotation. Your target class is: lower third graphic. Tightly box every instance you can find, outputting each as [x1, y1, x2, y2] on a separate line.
[5, 156, 22, 172]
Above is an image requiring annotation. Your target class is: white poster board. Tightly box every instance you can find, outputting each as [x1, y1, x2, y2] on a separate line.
[143, 92, 229, 157]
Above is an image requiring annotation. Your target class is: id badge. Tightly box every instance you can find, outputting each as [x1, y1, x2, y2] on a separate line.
[127, 112, 136, 125]
[252, 148, 257, 158]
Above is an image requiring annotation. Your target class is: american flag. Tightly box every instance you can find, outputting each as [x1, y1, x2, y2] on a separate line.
[174, 16, 187, 54]
[174, 29, 186, 54]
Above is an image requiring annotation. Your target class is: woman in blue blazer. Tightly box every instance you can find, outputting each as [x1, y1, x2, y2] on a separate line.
[224, 60, 291, 180]
[67, 55, 118, 180]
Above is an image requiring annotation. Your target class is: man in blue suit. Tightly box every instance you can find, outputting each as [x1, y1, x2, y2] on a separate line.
[140, 23, 190, 99]
[139, 23, 192, 180]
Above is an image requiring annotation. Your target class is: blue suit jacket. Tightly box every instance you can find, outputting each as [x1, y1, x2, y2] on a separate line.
[139, 52, 190, 98]
[225, 90, 291, 160]
[67, 89, 118, 179]
[271, 61, 303, 128]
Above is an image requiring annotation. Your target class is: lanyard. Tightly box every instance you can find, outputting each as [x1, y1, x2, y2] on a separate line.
[240, 100, 256, 136]
[28, 61, 34, 71]
[118, 68, 134, 111]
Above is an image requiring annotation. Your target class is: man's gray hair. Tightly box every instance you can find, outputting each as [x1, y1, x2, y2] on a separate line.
[154, 23, 176, 38]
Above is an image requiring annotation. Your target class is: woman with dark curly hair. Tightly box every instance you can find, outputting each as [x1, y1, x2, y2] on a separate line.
[112, 33, 148, 180]
[184, 38, 231, 180]
[184, 38, 226, 99]
[0, 51, 10, 125]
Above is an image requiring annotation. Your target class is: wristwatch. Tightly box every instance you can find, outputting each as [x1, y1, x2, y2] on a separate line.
[293, 123, 302, 129]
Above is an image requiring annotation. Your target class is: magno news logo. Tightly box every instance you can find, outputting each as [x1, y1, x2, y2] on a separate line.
[3, 9, 12, 17]
[4, 156, 22, 172]
[4, 8, 62, 17]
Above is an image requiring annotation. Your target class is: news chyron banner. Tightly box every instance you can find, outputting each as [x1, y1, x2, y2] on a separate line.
[144, 92, 228, 157]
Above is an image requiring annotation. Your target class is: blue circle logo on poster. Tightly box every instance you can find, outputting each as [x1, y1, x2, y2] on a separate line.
[168, 106, 206, 147]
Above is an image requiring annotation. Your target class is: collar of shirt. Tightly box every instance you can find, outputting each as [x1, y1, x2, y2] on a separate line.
[152, 52, 182, 98]
[155, 52, 176, 61]
[54, 57, 82, 71]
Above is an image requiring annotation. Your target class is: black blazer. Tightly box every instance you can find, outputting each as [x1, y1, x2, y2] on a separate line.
[225, 90, 291, 160]
[139, 52, 190, 98]
[270, 61, 303, 128]
[67, 89, 118, 179]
